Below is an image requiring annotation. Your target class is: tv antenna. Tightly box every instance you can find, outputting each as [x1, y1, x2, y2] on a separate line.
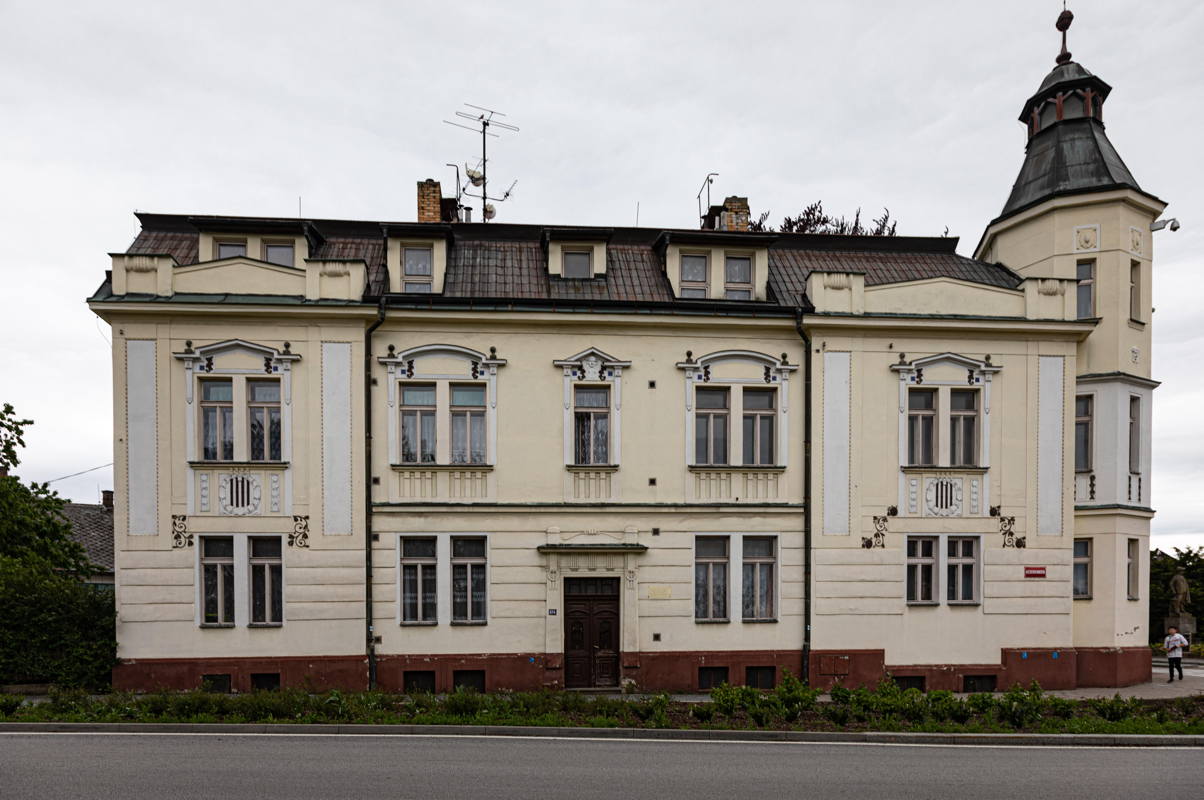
[696, 172, 718, 227]
[443, 103, 519, 222]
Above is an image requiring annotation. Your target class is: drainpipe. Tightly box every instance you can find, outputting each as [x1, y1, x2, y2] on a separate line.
[364, 298, 386, 689]
[794, 305, 814, 685]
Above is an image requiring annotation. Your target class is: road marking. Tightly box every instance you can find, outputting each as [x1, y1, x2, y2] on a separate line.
[0, 732, 1198, 750]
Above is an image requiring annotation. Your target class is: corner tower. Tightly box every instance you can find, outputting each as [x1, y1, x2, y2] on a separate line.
[976, 8, 1170, 683]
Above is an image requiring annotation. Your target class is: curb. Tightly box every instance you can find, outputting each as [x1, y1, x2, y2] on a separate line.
[0, 722, 1200, 747]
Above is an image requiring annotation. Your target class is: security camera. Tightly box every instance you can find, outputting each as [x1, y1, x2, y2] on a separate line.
[1170, 219, 1181, 232]
[1150, 218, 1181, 232]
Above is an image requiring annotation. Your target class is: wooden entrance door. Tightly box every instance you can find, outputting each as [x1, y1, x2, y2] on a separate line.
[564, 577, 620, 688]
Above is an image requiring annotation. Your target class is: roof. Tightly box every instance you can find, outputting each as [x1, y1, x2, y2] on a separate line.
[117, 214, 1022, 309]
[58, 503, 114, 573]
[998, 118, 1143, 221]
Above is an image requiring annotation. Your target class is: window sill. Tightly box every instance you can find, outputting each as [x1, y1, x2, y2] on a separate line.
[688, 465, 786, 472]
[199, 623, 235, 629]
[247, 622, 283, 628]
[900, 465, 988, 474]
[694, 618, 730, 624]
[1074, 595, 1093, 601]
[401, 620, 438, 627]
[565, 464, 620, 472]
[906, 601, 940, 607]
[1075, 468, 1094, 474]
[390, 463, 494, 471]
[946, 601, 981, 607]
[742, 618, 778, 624]
[1128, 318, 1146, 330]
[189, 460, 290, 468]
[450, 620, 488, 626]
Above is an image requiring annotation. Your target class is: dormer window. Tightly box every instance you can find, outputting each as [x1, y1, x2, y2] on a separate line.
[216, 240, 247, 259]
[263, 242, 294, 267]
[681, 254, 708, 298]
[404, 247, 434, 293]
[563, 250, 592, 279]
[724, 255, 752, 300]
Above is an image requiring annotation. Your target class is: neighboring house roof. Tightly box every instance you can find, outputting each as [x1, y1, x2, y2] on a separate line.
[58, 503, 114, 574]
[117, 214, 1022, 309]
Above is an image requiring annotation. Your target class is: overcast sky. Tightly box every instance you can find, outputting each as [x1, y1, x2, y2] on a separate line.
[1, 1, 1200, 550]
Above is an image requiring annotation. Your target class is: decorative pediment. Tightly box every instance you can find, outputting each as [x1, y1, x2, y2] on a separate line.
[553, 347, 631, 380]
[173, 339, 301, 374]
[890, 352, 1000, 386]
[378, 343, 506, 379]
[676, 349, 798, 384]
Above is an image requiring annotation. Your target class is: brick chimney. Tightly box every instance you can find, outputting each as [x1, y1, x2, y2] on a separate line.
[101, 489, 113, 510]
[417, 179, 443, 223]
[719, 196, 750, 232]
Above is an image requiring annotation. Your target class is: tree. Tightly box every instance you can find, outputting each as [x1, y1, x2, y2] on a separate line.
[0, 403, 115, 687]
[0, 404, 92, 576]
[1150, 547, 1203, 642]
[748, 201, 899, 236]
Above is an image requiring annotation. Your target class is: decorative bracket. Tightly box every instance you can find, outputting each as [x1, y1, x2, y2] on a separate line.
[1000, 515, 1025, 548]
[862, 515, 889, 549]
[289, 515, 310, 548]
[171, 515, 192, 548]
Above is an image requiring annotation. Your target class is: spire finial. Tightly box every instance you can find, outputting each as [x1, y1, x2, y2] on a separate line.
[1055, 5, 1074, 65]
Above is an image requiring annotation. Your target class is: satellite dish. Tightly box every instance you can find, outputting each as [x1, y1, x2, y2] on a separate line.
[465, 168, 484, 187]
[483, 203, 496, 220]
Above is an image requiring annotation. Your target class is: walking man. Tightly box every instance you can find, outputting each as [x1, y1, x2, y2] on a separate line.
[1163, 626, 1188, 682]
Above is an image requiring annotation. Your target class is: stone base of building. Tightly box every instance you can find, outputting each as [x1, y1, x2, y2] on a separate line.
[113, 646, 1152, 693]
[807, 646, 1152, 691]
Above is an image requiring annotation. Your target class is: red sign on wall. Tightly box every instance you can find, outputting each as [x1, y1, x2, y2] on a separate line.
[1025, 566, 1047, 578]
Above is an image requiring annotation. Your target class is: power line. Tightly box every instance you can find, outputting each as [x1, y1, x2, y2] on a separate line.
[46, 462, 113, 483]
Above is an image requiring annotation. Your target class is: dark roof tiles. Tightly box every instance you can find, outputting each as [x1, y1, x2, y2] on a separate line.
[127, 230, 198, 265]
[58, 503, 114, 573]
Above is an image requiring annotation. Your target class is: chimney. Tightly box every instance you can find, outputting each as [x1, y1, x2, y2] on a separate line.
[101, 489, 113, 510]
[719, 196, 750, 232]
[417, 179, 443, 223]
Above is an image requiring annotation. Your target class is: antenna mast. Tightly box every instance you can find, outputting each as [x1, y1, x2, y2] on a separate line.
[443, 103, 520, 222]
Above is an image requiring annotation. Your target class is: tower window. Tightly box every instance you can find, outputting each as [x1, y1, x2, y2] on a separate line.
[1129, 261, 1141, 321]
[1076, 260, 1095, 319]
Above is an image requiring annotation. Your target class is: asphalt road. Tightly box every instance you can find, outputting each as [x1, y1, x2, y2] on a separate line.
[2, 732, 1201, 800]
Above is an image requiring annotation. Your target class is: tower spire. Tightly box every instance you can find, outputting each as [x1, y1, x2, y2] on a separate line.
[1055, 5, 1074, 65]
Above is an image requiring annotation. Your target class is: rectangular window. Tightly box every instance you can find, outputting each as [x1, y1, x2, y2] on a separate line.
[1129, 260, 1141, 321]
[741, 537, 776, 621]
[400, 384, 437, 464]
[247, 380, 282, 462]
[450, 384, 487, 465]
[263, 243, 294, 267]
[1073, 538, 1092, 599]
[216, 240, 246, 259]
[573, 386, 610, 465]
[698, 666, 729, 690]
[946, 537, 978, 603]
[694, 388, 730, 465]
[694, 536, 729, 621]
[906, 536, 937, 604]
[401, 538, 437, 623]
[742, 389, 775, 465]
[201, 537, 235, 626]
[1076, 259, 1095, 319]
[403, 247, 433, 293]
[563, 250, 592, 279]
[249, 537, 283, 625]
[1126, 538, 1139, 600]
[452, 537, 487, 623]
[949, 390, 978, 467]
[200, 380, 234, 461]
[1128, 396, 1141, 474]
[1075, 395, 1093, 472]
[724, 255, 752, 300]
[746, 666, 776, 689]
[907, 389, 936, 466]
[680, 253, 708, 298]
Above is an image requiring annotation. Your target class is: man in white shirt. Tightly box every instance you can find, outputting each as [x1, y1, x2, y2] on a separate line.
[1163, 626, 1189, 682]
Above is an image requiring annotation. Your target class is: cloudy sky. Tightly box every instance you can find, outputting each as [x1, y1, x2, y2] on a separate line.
[1, 1, 1200, 550]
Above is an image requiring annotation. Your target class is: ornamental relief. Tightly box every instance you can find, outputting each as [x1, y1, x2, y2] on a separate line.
[1073, 224, 1099, 253]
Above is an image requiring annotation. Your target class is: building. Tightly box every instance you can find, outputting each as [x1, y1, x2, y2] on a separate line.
[89, 13, 1167, 693]
[59, 490, 116, 587]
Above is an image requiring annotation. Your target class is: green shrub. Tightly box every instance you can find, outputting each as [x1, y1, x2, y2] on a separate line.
[828, 686, 853, 706]
[996, 682, 1046, 729]
[47, 685, 91, 716]
[1090, 693, 1143, 723]
[966, 692, 996, 716]
[774, 671, 818, 720]
[691, 703, 716, 722]
[0, 694, 22, 716]
[444, 686, 487, 718]
[0, 557, 116, 690]
[821, 703, 851, 726]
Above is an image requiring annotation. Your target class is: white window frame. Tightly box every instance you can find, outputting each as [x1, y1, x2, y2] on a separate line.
[562, 249, 593, 280]
[694, 535, 730, 622]
[907, 388, 937, 467]
[1129, 260, 1141, 322]
[1128, 395, 1141, 476]
[680, 252, 709, 298]
[554, 349, 629, 469]
[906, 535, 939, 604]
[945, 536, 980, 605]
[199, 378, 235, 462]
[262, 240, 295, 268]
[905, 533, 982, 607]
[948, 388, 979, 467]
[402, 246, 434, 293]
[693, 386, 731, 466]
[1076, 259, 1095, 319]
[394, 533, 491, 627]
[741, 388, 776, 466]
[196, 533, 286, 628]
[1126, 538, 1140, 600]
[247, 379, 283, 462]
[381, 345, 506, 468]
[723, 253, 753, 300]
[1073, 538, 1092, 599]
[572, 384, 611, 466]
[399, 382, 438, 464]
[1075, 394, 1094, 473]
[248, 536, 284, 626]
